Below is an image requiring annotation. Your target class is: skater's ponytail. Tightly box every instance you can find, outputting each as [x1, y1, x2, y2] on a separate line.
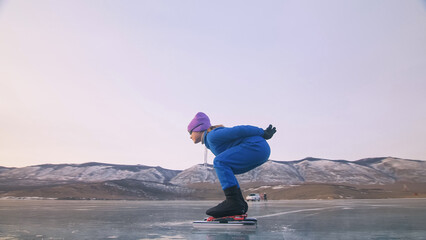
[207, 125, 225, 133]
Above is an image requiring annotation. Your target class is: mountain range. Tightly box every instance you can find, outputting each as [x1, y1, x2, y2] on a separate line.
[1, 157, 425, 200]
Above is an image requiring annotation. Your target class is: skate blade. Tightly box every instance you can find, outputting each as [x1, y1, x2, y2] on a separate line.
[193, 218, 257, 230]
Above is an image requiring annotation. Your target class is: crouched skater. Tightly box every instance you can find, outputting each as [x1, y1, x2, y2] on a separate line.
[188, 112, 276, 218]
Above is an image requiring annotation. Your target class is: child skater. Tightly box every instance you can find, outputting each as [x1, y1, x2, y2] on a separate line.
[188, 112, 276, 218]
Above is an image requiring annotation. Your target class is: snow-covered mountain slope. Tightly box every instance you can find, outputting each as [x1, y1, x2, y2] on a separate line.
[169, 164, 218, 185]
[293, 158, 395, 184]
[0, 162, 179, 184]
[236, 161, 304, 184]
[169, 157, 426, 186]
[0, 167, 13, 174]
[355, 157, 426, 182]
[1, 157, 425, 187]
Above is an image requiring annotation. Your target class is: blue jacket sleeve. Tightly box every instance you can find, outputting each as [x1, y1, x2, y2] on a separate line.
[208, 125, 264, 144]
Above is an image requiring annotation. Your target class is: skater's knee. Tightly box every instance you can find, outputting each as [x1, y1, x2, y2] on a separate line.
[213, 157, 227, 169]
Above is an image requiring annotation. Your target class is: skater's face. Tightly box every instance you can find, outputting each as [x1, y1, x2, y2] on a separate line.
[190, 131, 203, 144]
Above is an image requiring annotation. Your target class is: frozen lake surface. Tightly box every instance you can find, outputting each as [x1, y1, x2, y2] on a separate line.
[1, 198, 425, 239]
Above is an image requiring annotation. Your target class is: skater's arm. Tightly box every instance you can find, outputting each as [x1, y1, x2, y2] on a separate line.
[208, 125, 264, 143]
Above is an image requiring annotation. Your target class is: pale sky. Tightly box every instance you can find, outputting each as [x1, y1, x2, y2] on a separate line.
[1, 0, 425, 170]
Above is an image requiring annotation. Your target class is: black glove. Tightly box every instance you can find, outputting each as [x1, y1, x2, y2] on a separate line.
[263, 124, 276, 140]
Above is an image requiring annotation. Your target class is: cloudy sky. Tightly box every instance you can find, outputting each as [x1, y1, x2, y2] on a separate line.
[1, 0, 425, 170]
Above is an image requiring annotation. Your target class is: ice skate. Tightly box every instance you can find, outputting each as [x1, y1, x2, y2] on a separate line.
[193, 214, 257, 229]
[193, 186, 256, 229]
[205, 186, 248, 218]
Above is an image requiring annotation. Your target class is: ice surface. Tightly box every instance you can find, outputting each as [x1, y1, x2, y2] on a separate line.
[0, 199, 425, 239]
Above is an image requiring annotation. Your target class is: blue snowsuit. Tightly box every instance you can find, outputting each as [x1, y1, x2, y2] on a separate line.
[203, 125, 271, 190]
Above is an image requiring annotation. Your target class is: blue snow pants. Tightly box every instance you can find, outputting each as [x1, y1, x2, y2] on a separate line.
[213, 139, 270, 190]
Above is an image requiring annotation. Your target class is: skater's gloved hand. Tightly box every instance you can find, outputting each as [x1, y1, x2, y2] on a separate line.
[263, 124, 276, 140]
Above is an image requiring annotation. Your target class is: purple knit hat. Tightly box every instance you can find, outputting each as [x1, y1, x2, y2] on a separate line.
[188, 112, 211, 133]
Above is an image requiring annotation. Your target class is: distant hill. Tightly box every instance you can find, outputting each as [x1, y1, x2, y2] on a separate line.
[172, 157, 426, 185]
[1, 157, 425, 200]
[0, 162, 179, 184]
